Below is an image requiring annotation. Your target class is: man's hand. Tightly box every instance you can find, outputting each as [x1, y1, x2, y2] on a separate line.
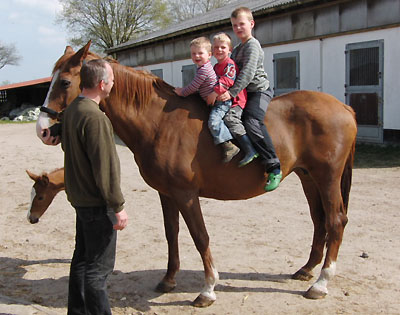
[113, 209, 128, 230]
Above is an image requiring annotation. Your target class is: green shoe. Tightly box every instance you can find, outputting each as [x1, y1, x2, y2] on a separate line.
[264, 171, 282, 192]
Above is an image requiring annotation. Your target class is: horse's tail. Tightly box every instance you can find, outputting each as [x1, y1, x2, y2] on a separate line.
[341, 137, 356, 214]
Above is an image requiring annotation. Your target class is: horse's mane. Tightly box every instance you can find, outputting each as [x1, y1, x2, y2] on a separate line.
[52, 48, 175, 111]
[111, 61, 175, 112]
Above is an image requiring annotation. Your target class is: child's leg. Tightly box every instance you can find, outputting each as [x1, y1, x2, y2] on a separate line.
[242, 91, 282, 191]
[208, 101, 233, 145]
[224, 106, 258, 167]
[208, 101, 239, 162]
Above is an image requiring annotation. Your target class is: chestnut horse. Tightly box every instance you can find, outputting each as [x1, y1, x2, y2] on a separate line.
[26, 168, 65, 224]
[35, 41, 357, 306]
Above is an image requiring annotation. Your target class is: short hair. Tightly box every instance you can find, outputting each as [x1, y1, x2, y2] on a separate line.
[212, 32, 233, 50]
[190, 36, 212, 53]
[80, 59, 110, 89]
[231, 7, 254, 21]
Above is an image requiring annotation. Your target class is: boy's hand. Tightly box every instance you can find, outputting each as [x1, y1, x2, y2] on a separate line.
[217, 91, 231, 102]
[206, 91, 218, 106]
[174, 87, 183, 96]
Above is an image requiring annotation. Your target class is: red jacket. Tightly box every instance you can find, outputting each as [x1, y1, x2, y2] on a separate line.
[214, 57, 247, 109]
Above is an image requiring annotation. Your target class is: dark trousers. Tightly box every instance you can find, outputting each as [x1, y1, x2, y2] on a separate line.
[68, 206, 116, 315]
[242, 90, 280, 171]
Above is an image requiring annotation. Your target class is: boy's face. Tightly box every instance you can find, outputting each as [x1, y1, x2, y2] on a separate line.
[212, 39, 231, 63]
[231, 13, 254, 43]
[190, 45, 211, 67]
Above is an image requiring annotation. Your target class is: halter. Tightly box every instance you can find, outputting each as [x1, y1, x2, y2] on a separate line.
[40, 106, 64, 121]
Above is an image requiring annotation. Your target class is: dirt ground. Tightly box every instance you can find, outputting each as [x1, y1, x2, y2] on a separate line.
[0, 123, 399, 315]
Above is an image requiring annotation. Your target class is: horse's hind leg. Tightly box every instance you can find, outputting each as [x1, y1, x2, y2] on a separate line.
[173, 190, 218, 307]
[293, 171, 326, 281]
[305, 173, 348, 299]
[156, 193, 180, 293]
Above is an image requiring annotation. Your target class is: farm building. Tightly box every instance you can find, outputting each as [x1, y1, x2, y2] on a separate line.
[107, 0, 400, 144]
[0, 77, 51, 119]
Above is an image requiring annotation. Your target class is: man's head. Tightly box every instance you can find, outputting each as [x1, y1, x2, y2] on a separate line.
[80, 59, 114, 99]
[189, 37, 212, 67]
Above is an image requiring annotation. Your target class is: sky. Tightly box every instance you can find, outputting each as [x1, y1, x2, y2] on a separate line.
[0, 0, 68, 85]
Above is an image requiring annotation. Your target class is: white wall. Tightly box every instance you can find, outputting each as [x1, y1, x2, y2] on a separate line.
[140, 26, 400, 130]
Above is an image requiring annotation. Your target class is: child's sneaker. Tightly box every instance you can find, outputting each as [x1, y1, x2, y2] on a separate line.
[264, 170, 282, 192]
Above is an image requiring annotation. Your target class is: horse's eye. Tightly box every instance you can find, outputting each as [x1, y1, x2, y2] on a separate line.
[61, 79, 71, 89]
[38, 196, 44, 201]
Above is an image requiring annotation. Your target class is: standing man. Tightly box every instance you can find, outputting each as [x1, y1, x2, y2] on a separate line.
[61, 59, 128, 315]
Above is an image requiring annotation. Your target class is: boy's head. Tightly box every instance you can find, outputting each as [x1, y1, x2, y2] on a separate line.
[212, 33, 232, 63]
[230, 7, 255, 43]
[189, 37, 212, 67]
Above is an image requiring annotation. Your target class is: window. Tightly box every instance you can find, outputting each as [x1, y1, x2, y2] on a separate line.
[182, 64, 197, 87]
[151, 69, 163, 79]
[0, 90, 7, 103]
[273, 51, 300, 96]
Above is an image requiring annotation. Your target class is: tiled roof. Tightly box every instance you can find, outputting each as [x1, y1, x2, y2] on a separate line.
[0, 77, 51, 91]
[107, 0, 299, 53]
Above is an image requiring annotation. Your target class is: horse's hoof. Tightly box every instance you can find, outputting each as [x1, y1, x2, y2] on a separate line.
[155, 280, 176, 293]
[292, 269, 313, 281]
[304, 285, 328, 299]
[192, 294, 215, 307]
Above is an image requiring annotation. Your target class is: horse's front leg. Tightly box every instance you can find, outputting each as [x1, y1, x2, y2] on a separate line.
[175, 190, 219, 307]
[156, 192, 180, 293]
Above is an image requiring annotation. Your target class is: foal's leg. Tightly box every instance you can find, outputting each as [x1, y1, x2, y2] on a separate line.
[174, 190, 219, 307]
[293, 171, 326, 281]
[156, 193, 180, 293]
[305, 174, 348, 299]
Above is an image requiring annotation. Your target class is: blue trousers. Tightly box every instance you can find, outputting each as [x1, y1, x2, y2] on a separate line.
[68, 206, 116, 315]
[208, 100, 233, 145]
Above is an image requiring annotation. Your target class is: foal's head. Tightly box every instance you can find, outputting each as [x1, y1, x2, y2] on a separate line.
[26, 169, 64, 224]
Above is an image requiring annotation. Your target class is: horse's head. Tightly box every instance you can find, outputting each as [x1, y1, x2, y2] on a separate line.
[36, 41, 97, 145]
[26, 169, 64, 224]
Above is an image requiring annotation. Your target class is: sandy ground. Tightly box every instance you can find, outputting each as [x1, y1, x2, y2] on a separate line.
[0, 122, 399, 315]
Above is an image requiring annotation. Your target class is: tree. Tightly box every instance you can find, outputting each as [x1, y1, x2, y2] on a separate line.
[56, 0, 171, 53]
[167, 0, 234, 23]
[0, 42, 22, 70]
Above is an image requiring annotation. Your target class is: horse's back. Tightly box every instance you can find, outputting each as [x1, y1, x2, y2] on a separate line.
[267, 90, 357, 174]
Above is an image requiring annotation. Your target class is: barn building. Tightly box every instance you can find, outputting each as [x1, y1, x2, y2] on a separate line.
[0, 77, 51, 118]
[107, 0, 400, 144]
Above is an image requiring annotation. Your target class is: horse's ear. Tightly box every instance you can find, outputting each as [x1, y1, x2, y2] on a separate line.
[64, 46, 74, 55]
[26, 170, 39, 182]
[39, 174, 50, 186]
[70, 40, 92, 66]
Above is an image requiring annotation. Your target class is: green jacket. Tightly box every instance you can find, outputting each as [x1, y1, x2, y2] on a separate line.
[61, 96, 125, 213]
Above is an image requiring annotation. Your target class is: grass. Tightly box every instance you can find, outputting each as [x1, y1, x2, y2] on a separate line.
[0, 120, 34, 124]
[354, 143, 400, 168]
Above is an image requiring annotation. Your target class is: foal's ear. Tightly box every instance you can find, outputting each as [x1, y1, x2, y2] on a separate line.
[26, 170, 39, 182]
[39, 174, 50, 186]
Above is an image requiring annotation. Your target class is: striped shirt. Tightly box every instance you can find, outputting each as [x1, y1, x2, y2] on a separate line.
[229, 37, 270, 98]
[181, 61, 217, 100]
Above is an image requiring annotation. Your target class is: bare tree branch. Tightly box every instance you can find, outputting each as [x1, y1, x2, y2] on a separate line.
[0, 42, 22, 70]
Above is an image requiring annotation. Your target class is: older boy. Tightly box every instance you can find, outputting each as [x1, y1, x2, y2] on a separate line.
[214, 7, 282, 191]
